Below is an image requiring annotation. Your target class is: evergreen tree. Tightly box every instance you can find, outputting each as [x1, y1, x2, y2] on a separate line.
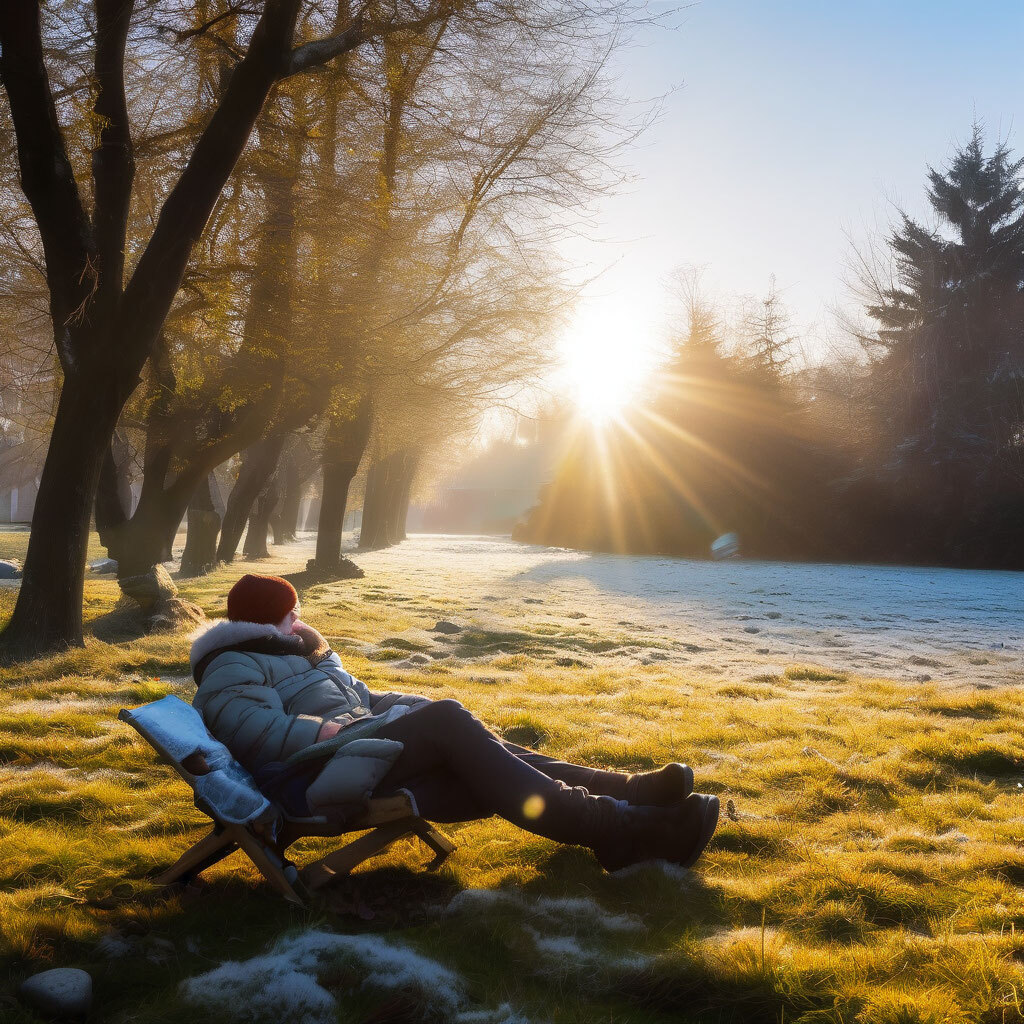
[743, 276, 796, 384]
[868, 127, 1024, 486]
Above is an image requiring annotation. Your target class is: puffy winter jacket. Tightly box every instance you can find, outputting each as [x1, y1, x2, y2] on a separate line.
[189, 620, 425, 810]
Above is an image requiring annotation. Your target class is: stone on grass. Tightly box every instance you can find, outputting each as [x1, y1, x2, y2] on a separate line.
[19, 967, 92, 1019]
[118, 563, 177, 612]
[89, 557, 118, 574]
[118, 564, 205, 632]
[0, 559, 22, 579]
[431, 620, 462, 635]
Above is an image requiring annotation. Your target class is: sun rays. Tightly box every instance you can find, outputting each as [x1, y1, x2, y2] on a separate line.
[539, 348, 814, 556]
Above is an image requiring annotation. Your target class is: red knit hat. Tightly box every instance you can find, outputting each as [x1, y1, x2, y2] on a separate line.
[227, 573, 298, 625]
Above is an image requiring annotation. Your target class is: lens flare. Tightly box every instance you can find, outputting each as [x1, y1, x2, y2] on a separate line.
[522, 794, 545, 819]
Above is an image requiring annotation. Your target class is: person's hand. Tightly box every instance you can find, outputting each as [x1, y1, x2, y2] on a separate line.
[316, 720, 343, 742]
[291, 619, 327, 649]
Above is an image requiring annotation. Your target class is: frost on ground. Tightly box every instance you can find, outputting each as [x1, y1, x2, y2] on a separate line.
[446, 889, 651, 974]
[313, 534, 1024, 686]
[179, 929, 531, 1024]
[447, 888, 644, 933]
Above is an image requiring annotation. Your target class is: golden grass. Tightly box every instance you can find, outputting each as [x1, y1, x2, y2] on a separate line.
[1, 538, 1023, 1022]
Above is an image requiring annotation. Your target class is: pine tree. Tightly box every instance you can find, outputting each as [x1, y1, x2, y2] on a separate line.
[743, 276, 795, 384]
[869, 127, 1024, 481]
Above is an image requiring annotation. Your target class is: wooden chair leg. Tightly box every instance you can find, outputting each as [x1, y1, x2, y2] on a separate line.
[156, 827, 237, 885]
[414, 821, 455, 871]
[301, 819, 419, 891]
[227, 824, 307, 906]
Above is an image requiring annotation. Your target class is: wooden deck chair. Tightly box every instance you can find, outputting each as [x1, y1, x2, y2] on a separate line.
[119, 697, 454, 906]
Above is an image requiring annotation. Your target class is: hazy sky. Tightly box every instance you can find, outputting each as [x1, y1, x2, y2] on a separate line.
[557, 0, 1024, 376]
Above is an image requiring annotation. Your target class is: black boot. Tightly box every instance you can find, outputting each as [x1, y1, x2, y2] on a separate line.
[591, 793, 720, 872]
[623, 763, 694, 806]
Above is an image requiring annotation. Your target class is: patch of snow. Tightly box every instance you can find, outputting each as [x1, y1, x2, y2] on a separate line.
[531, 896, 643, 932]
[610, 859, 694, 882]
[527, 929, 589, 959]
[456, 1004, 536, 1024]
[446, 889, 643, 932]
[525, 927, 652, 972]
[180, 929, 463, 1024]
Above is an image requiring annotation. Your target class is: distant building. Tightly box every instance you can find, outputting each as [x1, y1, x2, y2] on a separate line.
[0, 440, 43, 524]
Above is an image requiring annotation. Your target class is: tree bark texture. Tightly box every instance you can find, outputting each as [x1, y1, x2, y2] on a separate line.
[243, 475, 280, 559]
[358, 449, 418, 551]
[180, 474, 222, 577]
[312, 400, 372, 568]
[217, 435, 286, 563]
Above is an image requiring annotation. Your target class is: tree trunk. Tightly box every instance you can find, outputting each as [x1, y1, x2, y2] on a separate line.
[243, 475, 279, 559]
[312, 401, 372, 570]
[95, 429, 134, 552]
[272, 437, 315, 544]
[0, 380, 121, 660]
[217, 435, 285, 563]
[389, 450, 419, 542]
[180, 473, 221, 577]
[359, 449, 417, 552]
[273, 482, 302, 545]
[102, 467, 192, 578]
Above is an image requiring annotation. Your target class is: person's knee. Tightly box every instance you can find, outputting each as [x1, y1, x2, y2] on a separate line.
[431, 698, 468, 721]
[417, 698, 478, 734]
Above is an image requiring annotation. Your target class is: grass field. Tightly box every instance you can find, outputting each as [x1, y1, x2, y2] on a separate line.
[2, 534, 1023, 1023]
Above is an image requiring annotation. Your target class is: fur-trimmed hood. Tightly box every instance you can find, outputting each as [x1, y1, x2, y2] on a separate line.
[188, 619, 409, 798]
[189, 619, 298, 670]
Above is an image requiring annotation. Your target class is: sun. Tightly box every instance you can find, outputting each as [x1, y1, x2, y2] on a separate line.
[557, 304, 657, 425]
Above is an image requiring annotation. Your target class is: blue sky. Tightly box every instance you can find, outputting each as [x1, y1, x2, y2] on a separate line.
[557, 0, 1024, 371]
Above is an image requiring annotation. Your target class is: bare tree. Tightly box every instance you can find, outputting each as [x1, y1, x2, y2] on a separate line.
[0, 0, 451, 659]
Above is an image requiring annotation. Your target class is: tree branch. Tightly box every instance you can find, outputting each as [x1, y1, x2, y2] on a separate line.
[92, 0, 136, 308]
[0, 0, 95, 353]
[121, 0, 303, 367]
[281, 15, 365, 77]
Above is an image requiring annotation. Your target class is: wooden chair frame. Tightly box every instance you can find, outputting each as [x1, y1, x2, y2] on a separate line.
[119, 708, 455, 906]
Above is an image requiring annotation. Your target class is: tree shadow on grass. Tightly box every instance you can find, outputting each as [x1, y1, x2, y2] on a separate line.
[318, 866, 462, 928]
[89, 601, 150, 643]
[281, 559, 365, 596]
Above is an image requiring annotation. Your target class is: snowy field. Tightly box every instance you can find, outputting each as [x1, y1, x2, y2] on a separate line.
[332, 534, 1024, 688]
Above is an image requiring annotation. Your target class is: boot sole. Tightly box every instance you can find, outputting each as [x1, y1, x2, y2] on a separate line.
[679, 795, 719, 869]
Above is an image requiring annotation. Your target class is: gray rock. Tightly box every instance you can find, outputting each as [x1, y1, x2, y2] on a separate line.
[19, 968, 92, 1018]
[431, 620, 462, 635]
[89, 557, 118, 574]
[0, 559, 21, 579]
[118, 563, 177, 610]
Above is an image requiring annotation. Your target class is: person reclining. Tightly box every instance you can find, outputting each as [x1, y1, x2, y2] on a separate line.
[189, 572, 719, 872]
